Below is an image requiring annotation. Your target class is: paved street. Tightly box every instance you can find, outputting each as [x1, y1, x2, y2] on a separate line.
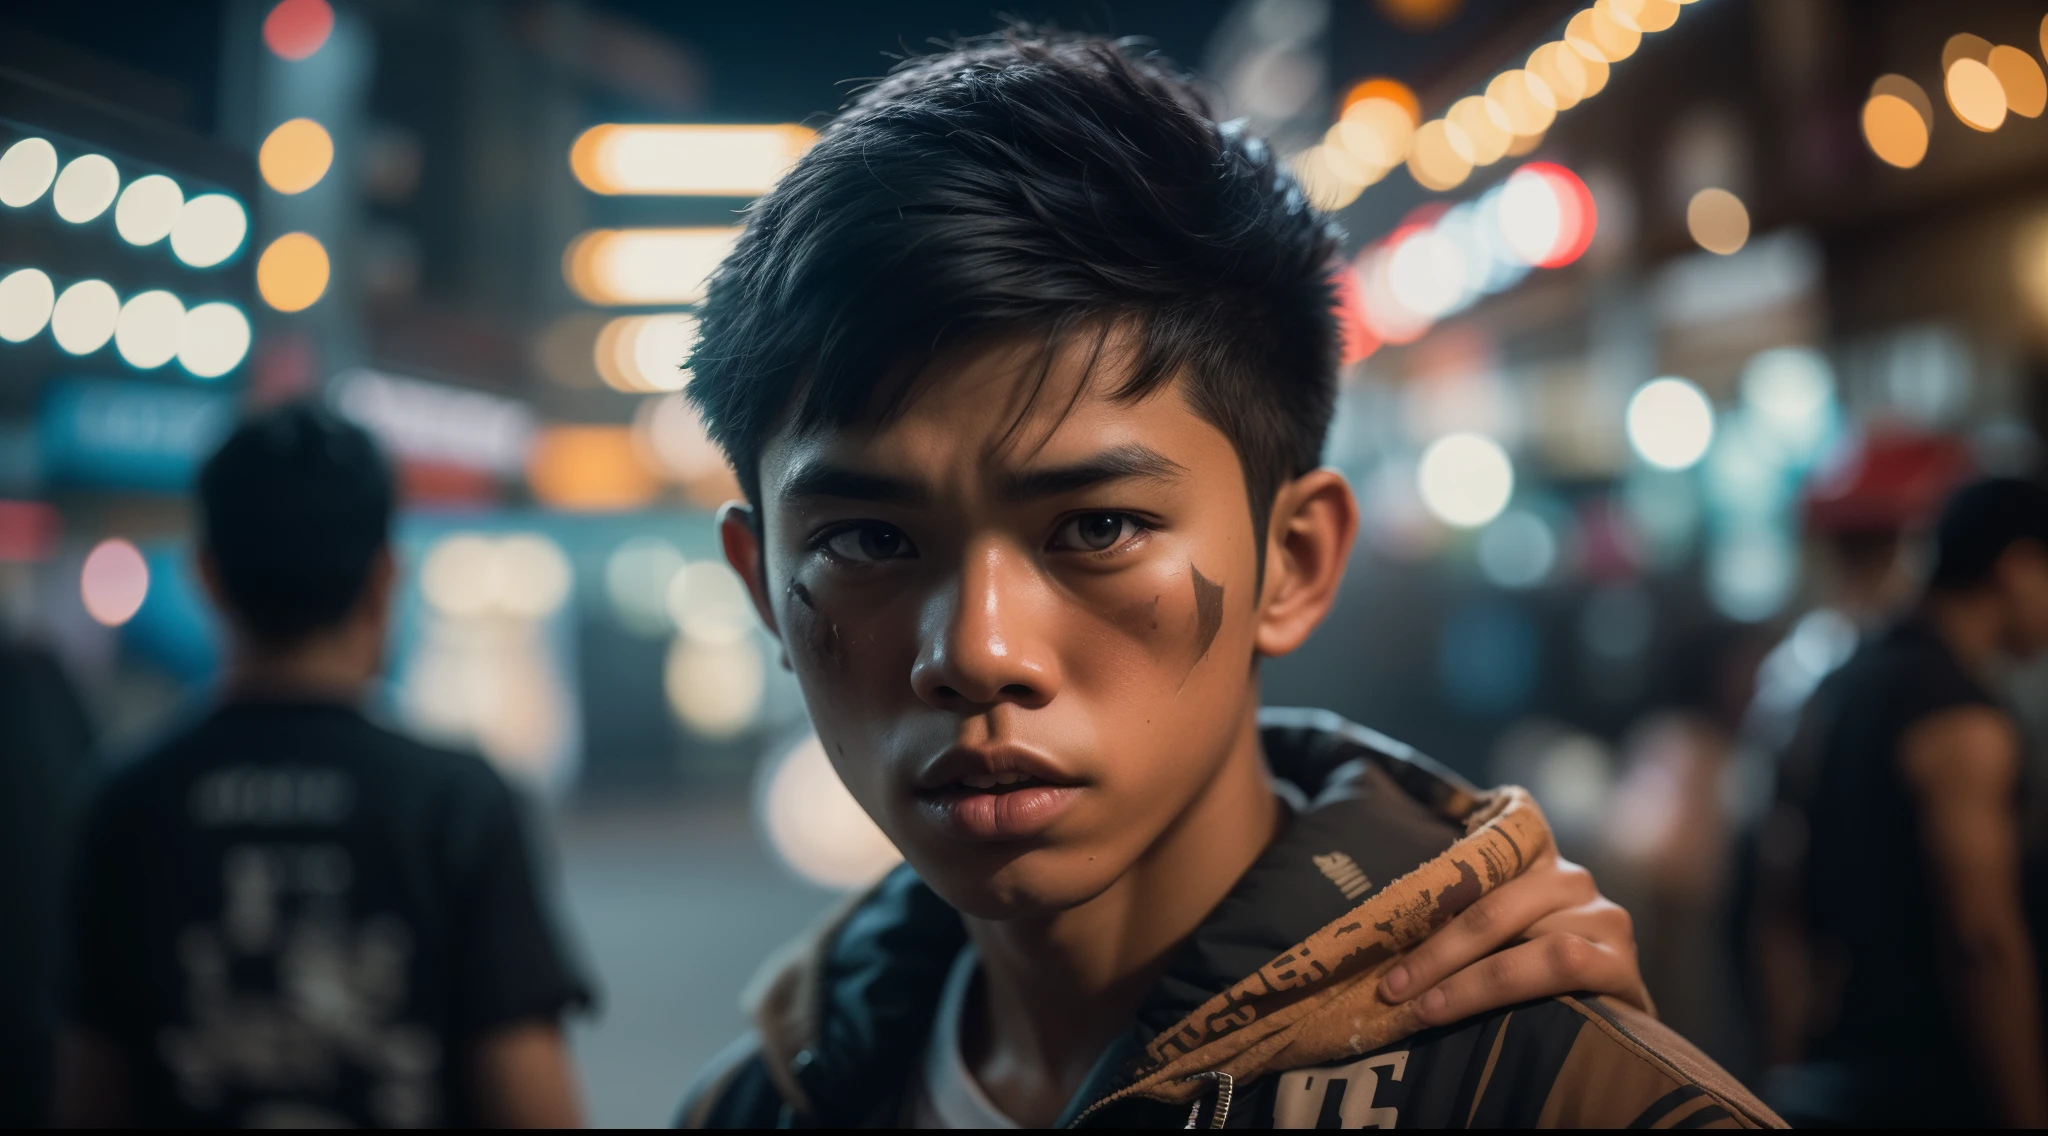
[554, 787, 838, 1128]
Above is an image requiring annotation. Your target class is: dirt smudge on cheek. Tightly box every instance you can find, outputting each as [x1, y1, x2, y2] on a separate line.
[1110, 593, 1163, 639]
[785, 580, 843, 669]
[1191, 566, 1224, 662]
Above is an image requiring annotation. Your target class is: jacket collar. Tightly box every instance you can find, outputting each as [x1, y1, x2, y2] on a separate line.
[743, 708, 1553, 1126]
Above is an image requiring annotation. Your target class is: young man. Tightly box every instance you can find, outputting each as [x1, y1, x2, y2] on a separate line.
[677, 32, 1778, 1129]
[1761, 477, 2048, 1127]
[57, 405, 590, 1128]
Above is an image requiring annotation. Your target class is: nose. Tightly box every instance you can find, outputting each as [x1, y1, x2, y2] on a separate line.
[911, 543, 1059, 711]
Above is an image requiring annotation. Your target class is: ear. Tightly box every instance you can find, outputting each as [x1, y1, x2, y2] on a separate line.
[1253, 468, 1359, 658]
[719, 501, 781, 637]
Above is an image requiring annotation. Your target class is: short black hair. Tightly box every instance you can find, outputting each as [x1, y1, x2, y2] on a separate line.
[1928, 477, 2048, 591]
[197, 402, 394, 644]
[687, 30, 1343, 544]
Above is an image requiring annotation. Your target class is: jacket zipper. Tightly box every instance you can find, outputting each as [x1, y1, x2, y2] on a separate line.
[1066, 1071, 1234, 1129]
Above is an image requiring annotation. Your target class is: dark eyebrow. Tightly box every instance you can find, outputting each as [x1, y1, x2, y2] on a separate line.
[780, 460, 927, 505]
[999, 444, 1188, 502]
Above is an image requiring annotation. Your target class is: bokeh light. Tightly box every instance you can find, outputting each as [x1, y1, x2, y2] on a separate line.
[604, 538, 685, 637]
[1340, 77, 1420, 123]
[1290, 144, 1370, 211]
[0, 268, 56, 343]
[81, 538, 149, 626]
[1862, 91, 1929, 169]
[570, 123, 816, 196]
[564, 227, 741, 306]
[633, 393, 740, 506]
[0, 137, 58, 207]
[178, 302, 253, 379]
[263, 0, 334, 60]
[113, 174, 184, 245]
[1332, 94, 1415, 169]
[1740, 346, 1836, 462]
[1686, 187, 1749, 255]
[1407, 119, 1474, 191]
[1989, 45, 2046, 119]
[1946, 57, 2007, 132]
[756, 732, 903, 890]
[257, 232, 330, 312]
[170, 194, 249, 268]
[419, 532, 572, 621]
[1626, 376, 1715, 470]
[1388, 228, 1469, 318]
[595, 313, 699, 393]
[1708, 527, 1795, 622]
[667, 560, 755, 646]
[114, 290, 184, 369]
[52, 154, 118, 223]
[1447, 96, 1510, 167]
[1487, 70, 1556, 139]
[527, 426, 663, 511]
[50, 279, 119, 355]
[1476, 509, 1558, 589]
[259, 118, 334, 195]
[665, 635, 764, 738]
[1418, 432, 1514, 528]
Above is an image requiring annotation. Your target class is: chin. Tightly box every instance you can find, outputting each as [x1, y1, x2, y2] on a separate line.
[910, 841, 1128, 921]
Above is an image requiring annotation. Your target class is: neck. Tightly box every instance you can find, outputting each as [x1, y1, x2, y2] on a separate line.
[222, 628, 376, 706]
[1921, 589, 2006, 677]
[961, 699, 1279, 1126]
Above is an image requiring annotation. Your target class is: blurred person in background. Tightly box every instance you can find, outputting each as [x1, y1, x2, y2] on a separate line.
[0, 606, 95, 1127]
[54, 404, 591, 1128]
[676, 31, 1776, 1129]
[1756, 477, 2048, 1127]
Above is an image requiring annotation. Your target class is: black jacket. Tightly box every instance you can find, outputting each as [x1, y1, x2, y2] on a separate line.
[678, 709, 1779, 1128]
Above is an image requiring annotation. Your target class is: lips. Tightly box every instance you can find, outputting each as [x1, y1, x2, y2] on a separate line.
[914, 744, 1085, 840]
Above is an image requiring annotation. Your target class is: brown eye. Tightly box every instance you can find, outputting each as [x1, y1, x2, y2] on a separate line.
[1051, 512, 1135, 553]
[823, 523, 916, 562]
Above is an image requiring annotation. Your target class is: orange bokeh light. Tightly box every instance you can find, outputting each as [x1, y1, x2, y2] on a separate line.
[1340, 77, 1420, 126]
[527, 426, 663, 512]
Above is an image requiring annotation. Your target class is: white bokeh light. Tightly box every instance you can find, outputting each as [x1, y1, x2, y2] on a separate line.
[1741, 346, 1835, 461]
[114, 174, 184, 246]
[0, 137, 59, 208]
[604, 538, 685, 636]
[756, 732, 903, 890]
[170, 193, 248, 268]
[668, 560, 755, 645]
[52, 154, 119, 223]
[1497, 165, 1565, 265]
[1387, 229, 1470, 319]
[114, 289, 184, 369]
[0, 268, 56, 343]
[1418, 432, 1515, 528]
[178, 302, 252, 378]
[665, 635, 764, 738]
[50, 279, 120, 355]
[1626, 377, 1715, 470]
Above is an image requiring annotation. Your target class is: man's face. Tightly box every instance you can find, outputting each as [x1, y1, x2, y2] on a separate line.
[741, 335, 1266, 919]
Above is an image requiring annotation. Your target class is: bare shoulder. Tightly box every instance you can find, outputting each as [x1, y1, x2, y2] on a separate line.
[1900, 704, 2019, 794]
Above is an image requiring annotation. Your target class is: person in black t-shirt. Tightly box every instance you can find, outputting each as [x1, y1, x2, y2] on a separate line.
[1758, 477, 2048, 1127]
[56, 403, 592, 1127]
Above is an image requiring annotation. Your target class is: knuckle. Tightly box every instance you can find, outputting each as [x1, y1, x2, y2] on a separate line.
[1547, 932, 1598, 975]
[1458, 896, 1498, 937]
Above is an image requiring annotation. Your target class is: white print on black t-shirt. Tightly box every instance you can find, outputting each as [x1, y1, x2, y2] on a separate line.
[1272, 1051, 1408, 1128]
[189, 764, 356, 828]
[158, 840, 443, 1127]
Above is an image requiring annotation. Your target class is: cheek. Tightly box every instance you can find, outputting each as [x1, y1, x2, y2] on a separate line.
[1074, 557, 1234, 685]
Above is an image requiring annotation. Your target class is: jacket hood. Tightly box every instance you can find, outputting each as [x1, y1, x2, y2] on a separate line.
[740, 707, 1557, 1125]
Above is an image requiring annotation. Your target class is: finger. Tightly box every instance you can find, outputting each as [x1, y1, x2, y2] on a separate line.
[1378, 857, 1596, 1003]
[1410, 934, 1634, 1026]
[1524, 907, 1654, 1016]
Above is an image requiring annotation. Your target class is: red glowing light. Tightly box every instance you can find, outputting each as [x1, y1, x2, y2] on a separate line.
[1331, 266, 1379, 365]
[0, 500, 58, 563]
[1521, 161, 1597, 268]
[263, 0, 334, 61]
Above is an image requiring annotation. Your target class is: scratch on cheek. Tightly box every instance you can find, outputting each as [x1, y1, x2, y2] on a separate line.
[1179, 566, 1225, 690]
[786, 581, 843, 669]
